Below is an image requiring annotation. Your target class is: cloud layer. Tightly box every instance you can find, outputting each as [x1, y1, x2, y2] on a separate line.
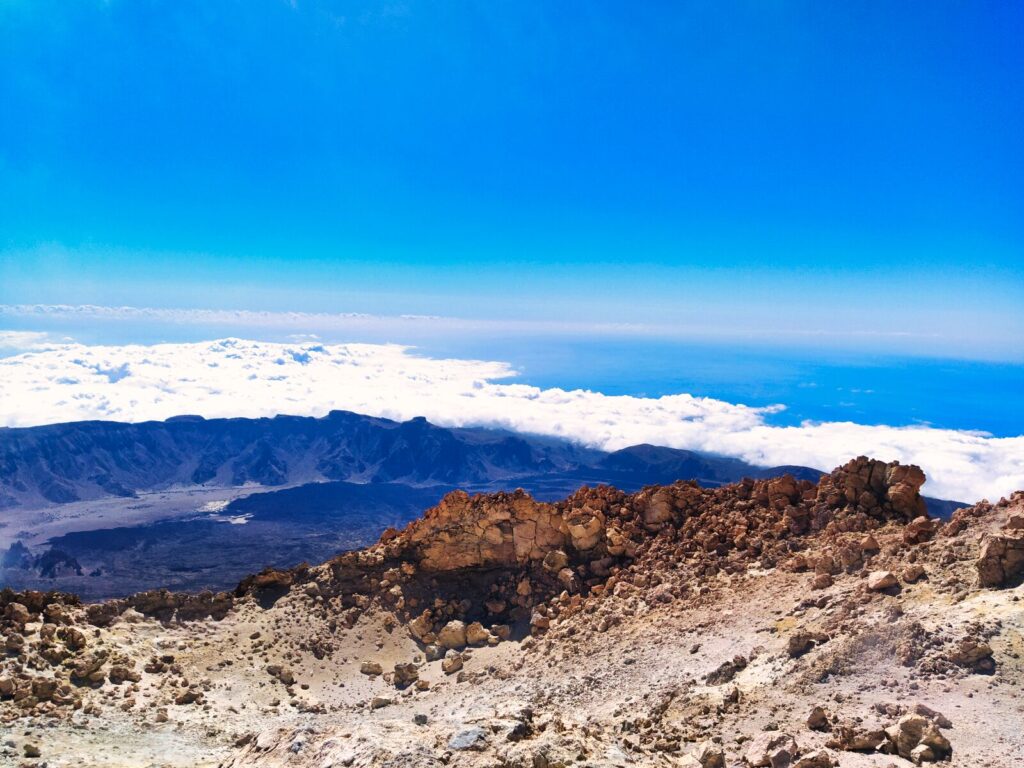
[0, 330, 56, 351]
[1, 337, 1021, 503]
[0, 303, 985, 352]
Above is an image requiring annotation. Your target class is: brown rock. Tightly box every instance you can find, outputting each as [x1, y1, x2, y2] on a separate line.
[903, 516, 938, 545]
[6, 602, 31, 627]
[437, 620, 468, 650]
[947, 638, 995, 673]
[792, 751, 834, 768]
[806, 705, 829, 731]
[643, 489, 675, 527]
[902, 565, 926, 583]
[441, 650, 464, 675]
[465, 621, 489, 647]
[251, 569, 293, 590]
[542, 549, 569, 572]
[393, 663, 418, 688]
[811, 573, 833, 590]
[867, 571, 898, 591]
[977, 534, 1024, 587]
[788, 631, 828, 658]
[408, 610, 433, 641]
[885, 713, 951, 762]
[108, 665, 141, 685]
[826, 723, 887, 752]
[389, 490, 570, 570]
[684, 741, 725, 768]
[744, 732, 798, 767]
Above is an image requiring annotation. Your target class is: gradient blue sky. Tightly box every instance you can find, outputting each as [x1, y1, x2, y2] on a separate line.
[1, 1, 1022, 358]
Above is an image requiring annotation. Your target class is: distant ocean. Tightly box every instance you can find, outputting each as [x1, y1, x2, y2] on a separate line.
[417, 337, 1024, 438]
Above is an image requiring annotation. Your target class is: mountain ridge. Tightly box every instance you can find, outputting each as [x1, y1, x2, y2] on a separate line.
[0, 411, 822, 509]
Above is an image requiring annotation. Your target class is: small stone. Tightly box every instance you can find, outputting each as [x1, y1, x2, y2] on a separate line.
[867, 571, 898, 591]
[448, 726, 487, 751]
[687, 740, 725, 768]
[902, 565, 926, 583]
[359, 661, 383, 676]
[744, 732, 798, 767]
[393, 663, 418, 688]
[465, 622, 490, 646]
[441, 650, 464, 675]
[787, 631, 826, 658]
[811, 573, 833, 590]
[542, 549, 569, 572]
[807, 705, 829, 731]
[793, 750, 835, 768]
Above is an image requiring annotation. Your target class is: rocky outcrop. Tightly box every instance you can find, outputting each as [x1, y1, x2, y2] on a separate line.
[382, 457, 927, 575]
[976, 513, 1024, 587]
[383, 489, 569, 570]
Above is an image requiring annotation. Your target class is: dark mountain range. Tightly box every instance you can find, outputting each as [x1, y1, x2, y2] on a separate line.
[0, 412, 965, 598]
[0, 411, 600, 509]
[0, 411, 823, 510]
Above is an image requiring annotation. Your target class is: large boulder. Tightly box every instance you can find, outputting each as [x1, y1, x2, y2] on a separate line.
[743, 732, 798, 767]
[885, 714, 951, 762]
[436, 620, 468, 650]
[385, 490, 571, 570]
[977, 534, 1024, 587]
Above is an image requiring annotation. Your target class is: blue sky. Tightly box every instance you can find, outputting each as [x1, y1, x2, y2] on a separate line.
[1, 1, 1022, 358]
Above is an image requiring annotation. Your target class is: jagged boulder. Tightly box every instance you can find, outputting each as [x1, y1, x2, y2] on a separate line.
[744, 732, 798, 767]
[436, 620, 468, 649]
[977, 534, 1024, 587]
[393, 662, 419, 688]
[387, 490, 570, 570]
[885, 714, 952, 762]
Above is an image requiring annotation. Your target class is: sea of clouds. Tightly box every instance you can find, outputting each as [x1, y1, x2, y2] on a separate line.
[1, 337, 1022, 503]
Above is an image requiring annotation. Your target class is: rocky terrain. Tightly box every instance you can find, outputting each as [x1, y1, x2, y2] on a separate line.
[1, 456, 1021, 767]
[3, 412, 966, 600]
[2, 412, 850, 598]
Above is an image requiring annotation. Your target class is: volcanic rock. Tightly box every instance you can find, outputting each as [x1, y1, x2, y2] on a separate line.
[976, 534, 1024, 587]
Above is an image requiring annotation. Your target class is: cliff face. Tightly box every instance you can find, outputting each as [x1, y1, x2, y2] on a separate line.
[1, 458, 1022, 768]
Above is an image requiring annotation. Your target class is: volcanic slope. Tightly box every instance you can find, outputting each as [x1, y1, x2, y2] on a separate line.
[1, 457, 1022, 767]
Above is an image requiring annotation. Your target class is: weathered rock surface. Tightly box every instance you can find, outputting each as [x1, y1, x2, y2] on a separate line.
[977, 532, 1024, 587]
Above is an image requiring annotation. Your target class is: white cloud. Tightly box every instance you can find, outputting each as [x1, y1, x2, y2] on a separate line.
[0, 303, 972, 348]
[0, 338, 1021, 503]
[0, 304, 651, 338]
[0, 330, 57, 351]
